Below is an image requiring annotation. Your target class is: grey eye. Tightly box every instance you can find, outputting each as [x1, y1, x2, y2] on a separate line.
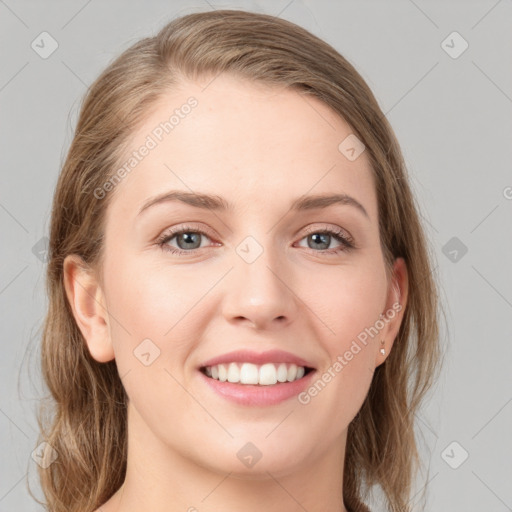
[307, 233, 331, 250]
[175, 232, 203, 250]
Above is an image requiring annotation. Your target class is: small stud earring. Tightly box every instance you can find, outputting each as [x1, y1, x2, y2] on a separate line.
[380, 339, 386, 356]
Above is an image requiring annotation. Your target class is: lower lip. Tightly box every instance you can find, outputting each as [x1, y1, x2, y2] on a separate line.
[198, 370, 316, 406]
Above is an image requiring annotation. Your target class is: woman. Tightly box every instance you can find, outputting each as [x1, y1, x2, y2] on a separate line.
[34, 9, 443, 512]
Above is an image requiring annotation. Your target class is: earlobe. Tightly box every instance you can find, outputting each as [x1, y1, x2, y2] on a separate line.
[375, 257, 409, 366]
[63, 255, 115, 363]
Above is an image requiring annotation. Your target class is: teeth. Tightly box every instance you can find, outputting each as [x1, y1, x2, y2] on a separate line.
[240, 363, 259, 384]
[259, 363, 276, 385]
[203, 362, 309, 385]
[276, 363, 288, 383]
[218, 364, 227, 382]
[227, 363, 240, 383]
[287, 364, 297, 382]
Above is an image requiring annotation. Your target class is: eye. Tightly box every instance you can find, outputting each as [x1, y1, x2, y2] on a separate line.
[155, 223, 355, 257]
[295, 225, 355, 254]
[156, 224, 217, 256]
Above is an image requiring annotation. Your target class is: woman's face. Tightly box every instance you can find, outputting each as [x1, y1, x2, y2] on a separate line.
[83, 74, 406, 477]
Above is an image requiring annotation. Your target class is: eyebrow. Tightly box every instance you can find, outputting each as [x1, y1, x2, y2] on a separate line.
[138, 190, 369, 219]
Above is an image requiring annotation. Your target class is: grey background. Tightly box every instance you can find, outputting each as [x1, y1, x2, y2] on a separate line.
[1, 0, 511, 510]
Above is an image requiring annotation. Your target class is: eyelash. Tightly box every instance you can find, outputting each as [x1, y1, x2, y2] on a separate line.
[155, 223, 355, 257]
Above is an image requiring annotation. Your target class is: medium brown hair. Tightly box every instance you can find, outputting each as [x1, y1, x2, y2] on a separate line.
[32, 9, 443, 512]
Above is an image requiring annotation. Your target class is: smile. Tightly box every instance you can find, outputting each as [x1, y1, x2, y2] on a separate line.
[200, 362, 314, 386]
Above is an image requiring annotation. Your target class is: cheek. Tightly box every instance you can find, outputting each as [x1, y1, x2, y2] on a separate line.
[102, 253, 209, 378]
[313, 261, 387, 346]
[304, 262, 385, 406]
[104, 252, 213, 335]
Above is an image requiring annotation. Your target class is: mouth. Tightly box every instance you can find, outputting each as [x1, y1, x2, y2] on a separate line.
[197, 349, 317, 405]
[199, 362, 315, 386]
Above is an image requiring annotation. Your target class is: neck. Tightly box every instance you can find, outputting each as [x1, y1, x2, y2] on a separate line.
[103, 402, 350, 512]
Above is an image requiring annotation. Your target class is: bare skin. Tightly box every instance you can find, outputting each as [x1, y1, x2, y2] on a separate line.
[64, 73, 408, 512]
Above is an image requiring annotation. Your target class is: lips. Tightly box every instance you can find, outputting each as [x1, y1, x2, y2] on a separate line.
[199, 349, 315, 369]
[197, 349, 317, 402]
[198, 363, 317, 406]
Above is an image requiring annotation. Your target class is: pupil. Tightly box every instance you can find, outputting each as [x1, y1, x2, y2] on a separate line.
[178, 232, 200, 249]
[310, 233, 329, 250]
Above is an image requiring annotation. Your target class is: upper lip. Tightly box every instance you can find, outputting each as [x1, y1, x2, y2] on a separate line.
[200, 349, 315, 369]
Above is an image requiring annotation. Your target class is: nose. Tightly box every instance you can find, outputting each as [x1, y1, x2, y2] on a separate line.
[221, 245, 298, 331]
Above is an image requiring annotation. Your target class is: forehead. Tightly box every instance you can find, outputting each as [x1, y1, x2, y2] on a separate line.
[105, 73, 377, 223]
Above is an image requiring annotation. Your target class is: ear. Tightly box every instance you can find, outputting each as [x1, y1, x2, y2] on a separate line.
[63, 254, 114, 363]
[375, 257, 408, 366]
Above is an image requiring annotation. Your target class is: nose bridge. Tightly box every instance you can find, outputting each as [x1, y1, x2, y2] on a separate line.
[222, 230, 296, 328]
[236, 231, 287, 300]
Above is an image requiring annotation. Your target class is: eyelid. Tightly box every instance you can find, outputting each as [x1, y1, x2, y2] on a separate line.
[155, 222, 217, 242]
[155, 221, 356, 255]
[301, 223, 353, 242]
[156, 222, 352, 242]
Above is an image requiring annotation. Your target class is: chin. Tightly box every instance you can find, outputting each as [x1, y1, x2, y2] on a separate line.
[195, 438, 310, 479]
